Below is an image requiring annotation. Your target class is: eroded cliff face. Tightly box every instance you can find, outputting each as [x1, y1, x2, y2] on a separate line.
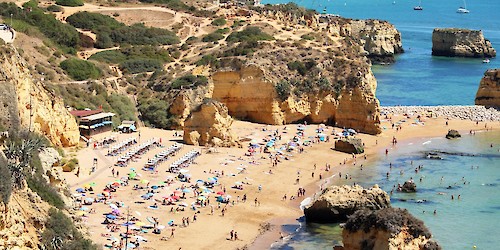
[336, 19, 404, 64]
[183, 100, 238, 147]
[432, 28, 496, 58]
[475, 69, 500, 108]
[210, 62, 381, 135]
[0, 45, 79, 147]
[0, 188, 50, 250]
[341, 227, 439, 250]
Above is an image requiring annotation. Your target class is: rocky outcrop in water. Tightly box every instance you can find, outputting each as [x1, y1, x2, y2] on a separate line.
[0, 45, 79, 147]
[304, 185, 390, 223]
[183, 99, 238, 147]
[340, 208, 441, 250]
[400, 180, 417, 193]
[445, 129, 461, 139]
[432, 28, 496, 58]
[475, 69, 500, 108]
[334, 138, 364, 154]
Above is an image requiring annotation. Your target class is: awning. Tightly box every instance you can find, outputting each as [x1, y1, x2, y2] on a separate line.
[81, 112, 115, 121]
[79, 125, 89, 129]
[102, 121, 113, 125]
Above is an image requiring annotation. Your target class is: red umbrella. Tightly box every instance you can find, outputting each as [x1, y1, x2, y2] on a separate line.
[216, 191, 225, 195]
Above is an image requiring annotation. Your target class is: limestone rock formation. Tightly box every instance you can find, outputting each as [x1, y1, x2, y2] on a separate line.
[0, 188, 50, 250]
[0, 45, 79, 147]
[338, 19, 404, 64]
[340, 208, 441, 250]
[334, 138, 364, 154]
[445, 129, 461, 139]
[432, 28, 496, 58]
[183, 99, 238, 147]
[400, 180, 417, 193]
[475, 69, 500, 108]
[304, 185, 391, 223]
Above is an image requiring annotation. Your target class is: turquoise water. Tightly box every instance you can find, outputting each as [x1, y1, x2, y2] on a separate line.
[263, 0, 500, 106]
[274, 132, 500, 249]
[260, 0, 500, 248]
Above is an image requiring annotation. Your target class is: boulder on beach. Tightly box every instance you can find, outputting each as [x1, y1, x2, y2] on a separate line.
[400, 180, 417, 193]
[445, 129, 461, 139]
[303, 185, 390, 223]
[334, 138, 364, 154]
[340, 207, 441, 250]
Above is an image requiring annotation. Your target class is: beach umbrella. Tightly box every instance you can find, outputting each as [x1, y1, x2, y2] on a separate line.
[167, 220, 174, 226]
[76, 211, 86, 216]
[112, 182, 120, 187]
[129, 172, 137, 179]
[80, 206, 89, 211]
[182, 188, 191, 193]
[84, 184, 90, 189]
[109, 204, 118, 210]
[347, 128, 357, 134]
[135, 211, 141, 217]
[135, 221, 145, 227]
[135, 236, 147, 242]
[196, 179, 204, 184]
[141, 179, 149, 184]
[126, 243, 136, 249]
[179, 169, 189, 173]
[106, 214, 117, 220]
[197, 196, 207, 201]
[76, 188, 85, 193]
[216, 191, 225, 195]
[156, 225, 166, 230]
[147, 217, 156, 224]
[234, 182, 242, 185]
[85, 198, 94, 203]
[88, 182, 96, 187]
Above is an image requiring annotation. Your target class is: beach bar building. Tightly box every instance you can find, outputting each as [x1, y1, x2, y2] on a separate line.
[70, 109, 115, 138]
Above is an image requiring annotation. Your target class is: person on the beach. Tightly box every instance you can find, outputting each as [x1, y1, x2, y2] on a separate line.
[171, 228, 175, 238]
[230, 230, 234, 240]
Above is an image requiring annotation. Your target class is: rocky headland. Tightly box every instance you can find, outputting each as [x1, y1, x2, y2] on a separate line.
[303, 185, 390, 223]
[475, 69, 500, 108]
[432, 28, 496, 58]
[340, 208, 441, 250]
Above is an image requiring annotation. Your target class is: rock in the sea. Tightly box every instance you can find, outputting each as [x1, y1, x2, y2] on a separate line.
[334, 138, 364, 154]
[475, 69, 500, 108]
[183, 99, 238, 147]
[445, 129, 461, 139]
[304, 185, 390, 223]
[400, 180, 417, 193]
[432, 28, 496, 58]
[340, 207, 441, 250]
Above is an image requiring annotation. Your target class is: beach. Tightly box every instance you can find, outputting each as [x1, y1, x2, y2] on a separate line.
[61, 106, 499, 250]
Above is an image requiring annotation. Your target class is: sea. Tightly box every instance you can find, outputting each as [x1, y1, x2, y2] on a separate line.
[260, 0, 500, 249]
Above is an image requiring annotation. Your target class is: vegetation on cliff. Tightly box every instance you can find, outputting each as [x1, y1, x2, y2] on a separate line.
[41, 208, 98, 250]
[60, 58, 102, 81]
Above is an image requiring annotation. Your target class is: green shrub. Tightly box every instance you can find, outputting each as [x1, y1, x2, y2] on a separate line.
[211, 18, 226, 26]
[171, 74, 208, 89]
[110, 23, 179, 46]
[47, 5, 63, 12]
[55, 0, 84, 7]
[95, 32, 113, 49]
[287, 59, 317, 76]
[195, 54, 218, 67]
[202, 32, 224, 42]
[60, 58, 101, 80]
[120, 59, 163, 74]
[66, 12, 123, 32]
[0, 155, 12, 205]
[137, 98, 176, 129]
[89, 50, 126, 64]
[226, 26, 273, 43]
[42, 208, 98, 250]
[185, 36, 198, 45]
[26, 175, 65, 209]
[300, 34, 315, 40]
[275, 80, 292, 101]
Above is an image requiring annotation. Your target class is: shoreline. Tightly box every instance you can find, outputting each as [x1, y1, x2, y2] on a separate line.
[61, 106, 499, 250]
[247, 107, 500, 249]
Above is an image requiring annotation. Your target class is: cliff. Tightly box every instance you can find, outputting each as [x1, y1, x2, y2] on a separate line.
[335, 19, 404, 64]
[303, 185, 390, 223]
[475, 69, 500, 108]
[432, 28, 496, 58]
[340, 208, 441, 250]
[0, 45, 79, 147]
[183, 99, 238, 147]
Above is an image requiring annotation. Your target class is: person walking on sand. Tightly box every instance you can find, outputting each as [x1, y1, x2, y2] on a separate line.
[171, 228, 175, 238]
[230, 230, 234, 240]
[234, 231, 238, 241]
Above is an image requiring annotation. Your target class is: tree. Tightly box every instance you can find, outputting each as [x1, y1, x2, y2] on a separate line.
[0, 154, 12, 206]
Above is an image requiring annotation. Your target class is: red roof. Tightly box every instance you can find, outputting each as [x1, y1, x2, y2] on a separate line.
[70, 109, 102, 118]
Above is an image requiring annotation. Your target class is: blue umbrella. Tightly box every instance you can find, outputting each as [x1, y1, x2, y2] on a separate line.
[76, 188, 85, 193]
[182, 188, 191, 193]
[106, 214, 117, 220]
